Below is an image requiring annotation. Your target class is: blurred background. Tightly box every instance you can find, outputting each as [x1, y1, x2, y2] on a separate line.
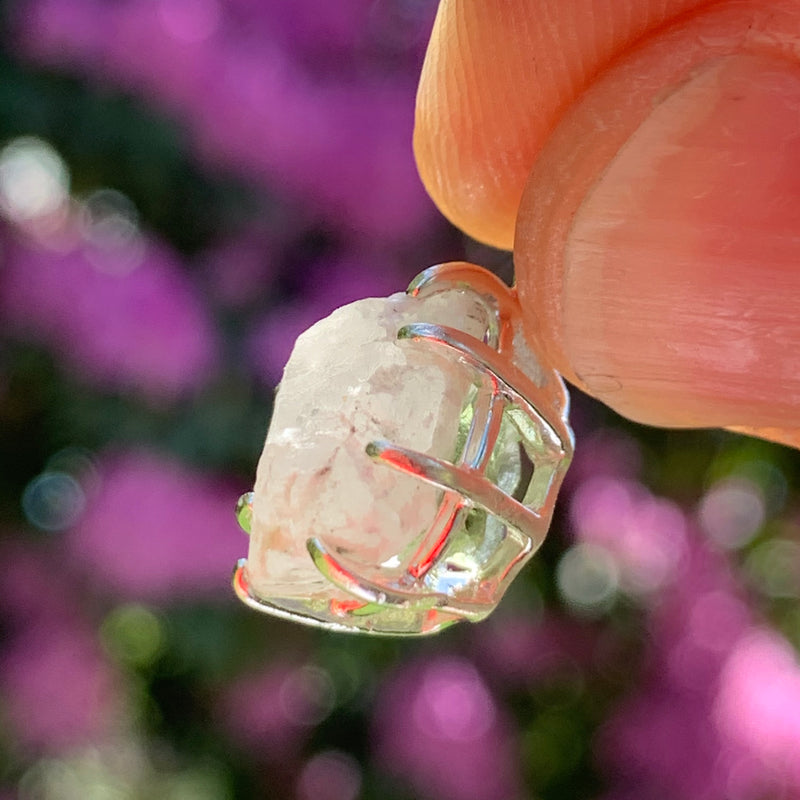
[1, 1, 800, 799]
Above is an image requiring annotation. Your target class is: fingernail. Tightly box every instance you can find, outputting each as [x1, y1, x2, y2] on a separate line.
[561, 53, 800, 428]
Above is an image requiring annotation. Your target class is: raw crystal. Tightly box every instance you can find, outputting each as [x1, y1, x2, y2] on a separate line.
[246, 289, 492, 610]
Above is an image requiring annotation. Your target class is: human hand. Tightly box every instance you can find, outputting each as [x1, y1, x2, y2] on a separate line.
[414, 0, 800, 449]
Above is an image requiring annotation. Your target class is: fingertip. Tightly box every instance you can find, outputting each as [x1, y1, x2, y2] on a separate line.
[414, 1, 527, 248]
[728, 426, 800, 451]
[515, 3, 800, 435]
[415, 0, 714, 250]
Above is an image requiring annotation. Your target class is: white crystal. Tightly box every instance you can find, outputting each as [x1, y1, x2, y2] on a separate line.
[246, 289, 491, 606]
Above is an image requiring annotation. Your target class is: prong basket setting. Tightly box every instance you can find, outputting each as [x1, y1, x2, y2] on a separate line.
[233, 262, 573, 635]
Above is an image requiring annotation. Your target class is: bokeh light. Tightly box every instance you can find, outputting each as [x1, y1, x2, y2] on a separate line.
[699, 476, 766, 550]
[279, 664, 336, 728]
[374, 656, 521, 800]
[557, 543, 619, 616]
[296, 750, 361, 800]
[745, 538, 800, 599]
[21, 471, 85, 532]
[80, 188, 144, 273]
[100, 604, 165, 669]
[0, 136, 69, 224]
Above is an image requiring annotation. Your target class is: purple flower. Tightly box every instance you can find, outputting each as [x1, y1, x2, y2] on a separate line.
[2, 621, 121, 753]
[67, 449, 244, 601]
[216, 662, 334, 761]
[14, 0, 438, 240]
[0, 230, 218, 402]
[715, 629, 800, 791]
[569, 476, 688, 595]
[296, 750, 362, 800]
[0, 542, 121, 753]
[198, 230, 279, 311]
[596, 535, 800, 800]
[564, 429, 643, 489]
[372, 656, 521, 800]
[470, 613, 599, 689]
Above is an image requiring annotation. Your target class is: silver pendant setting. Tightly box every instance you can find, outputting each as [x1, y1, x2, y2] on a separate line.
[233, 262, 573, 635]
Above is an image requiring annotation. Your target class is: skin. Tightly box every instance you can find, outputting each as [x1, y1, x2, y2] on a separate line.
[415, 0, 800, 449]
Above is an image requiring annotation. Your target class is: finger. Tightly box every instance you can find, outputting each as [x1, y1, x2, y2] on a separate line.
[514, 2, 800, 439]
[730, 427, 800, 451]
[414, 0, 710, 249]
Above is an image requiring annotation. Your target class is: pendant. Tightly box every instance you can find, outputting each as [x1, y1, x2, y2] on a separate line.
[232, 262, 573, 635]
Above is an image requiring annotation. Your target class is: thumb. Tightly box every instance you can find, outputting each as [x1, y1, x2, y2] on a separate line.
[514, 4, 800, 448]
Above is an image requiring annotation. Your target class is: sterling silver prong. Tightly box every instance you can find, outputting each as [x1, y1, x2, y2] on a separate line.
[365, 440, 545, 544]
[232, 558, 357, 634]
[398, 321, 572, 462]
[307, 536, 436, 609]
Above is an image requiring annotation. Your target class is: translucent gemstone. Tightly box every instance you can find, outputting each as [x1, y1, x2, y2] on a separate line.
[246, 289, 492, 617]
